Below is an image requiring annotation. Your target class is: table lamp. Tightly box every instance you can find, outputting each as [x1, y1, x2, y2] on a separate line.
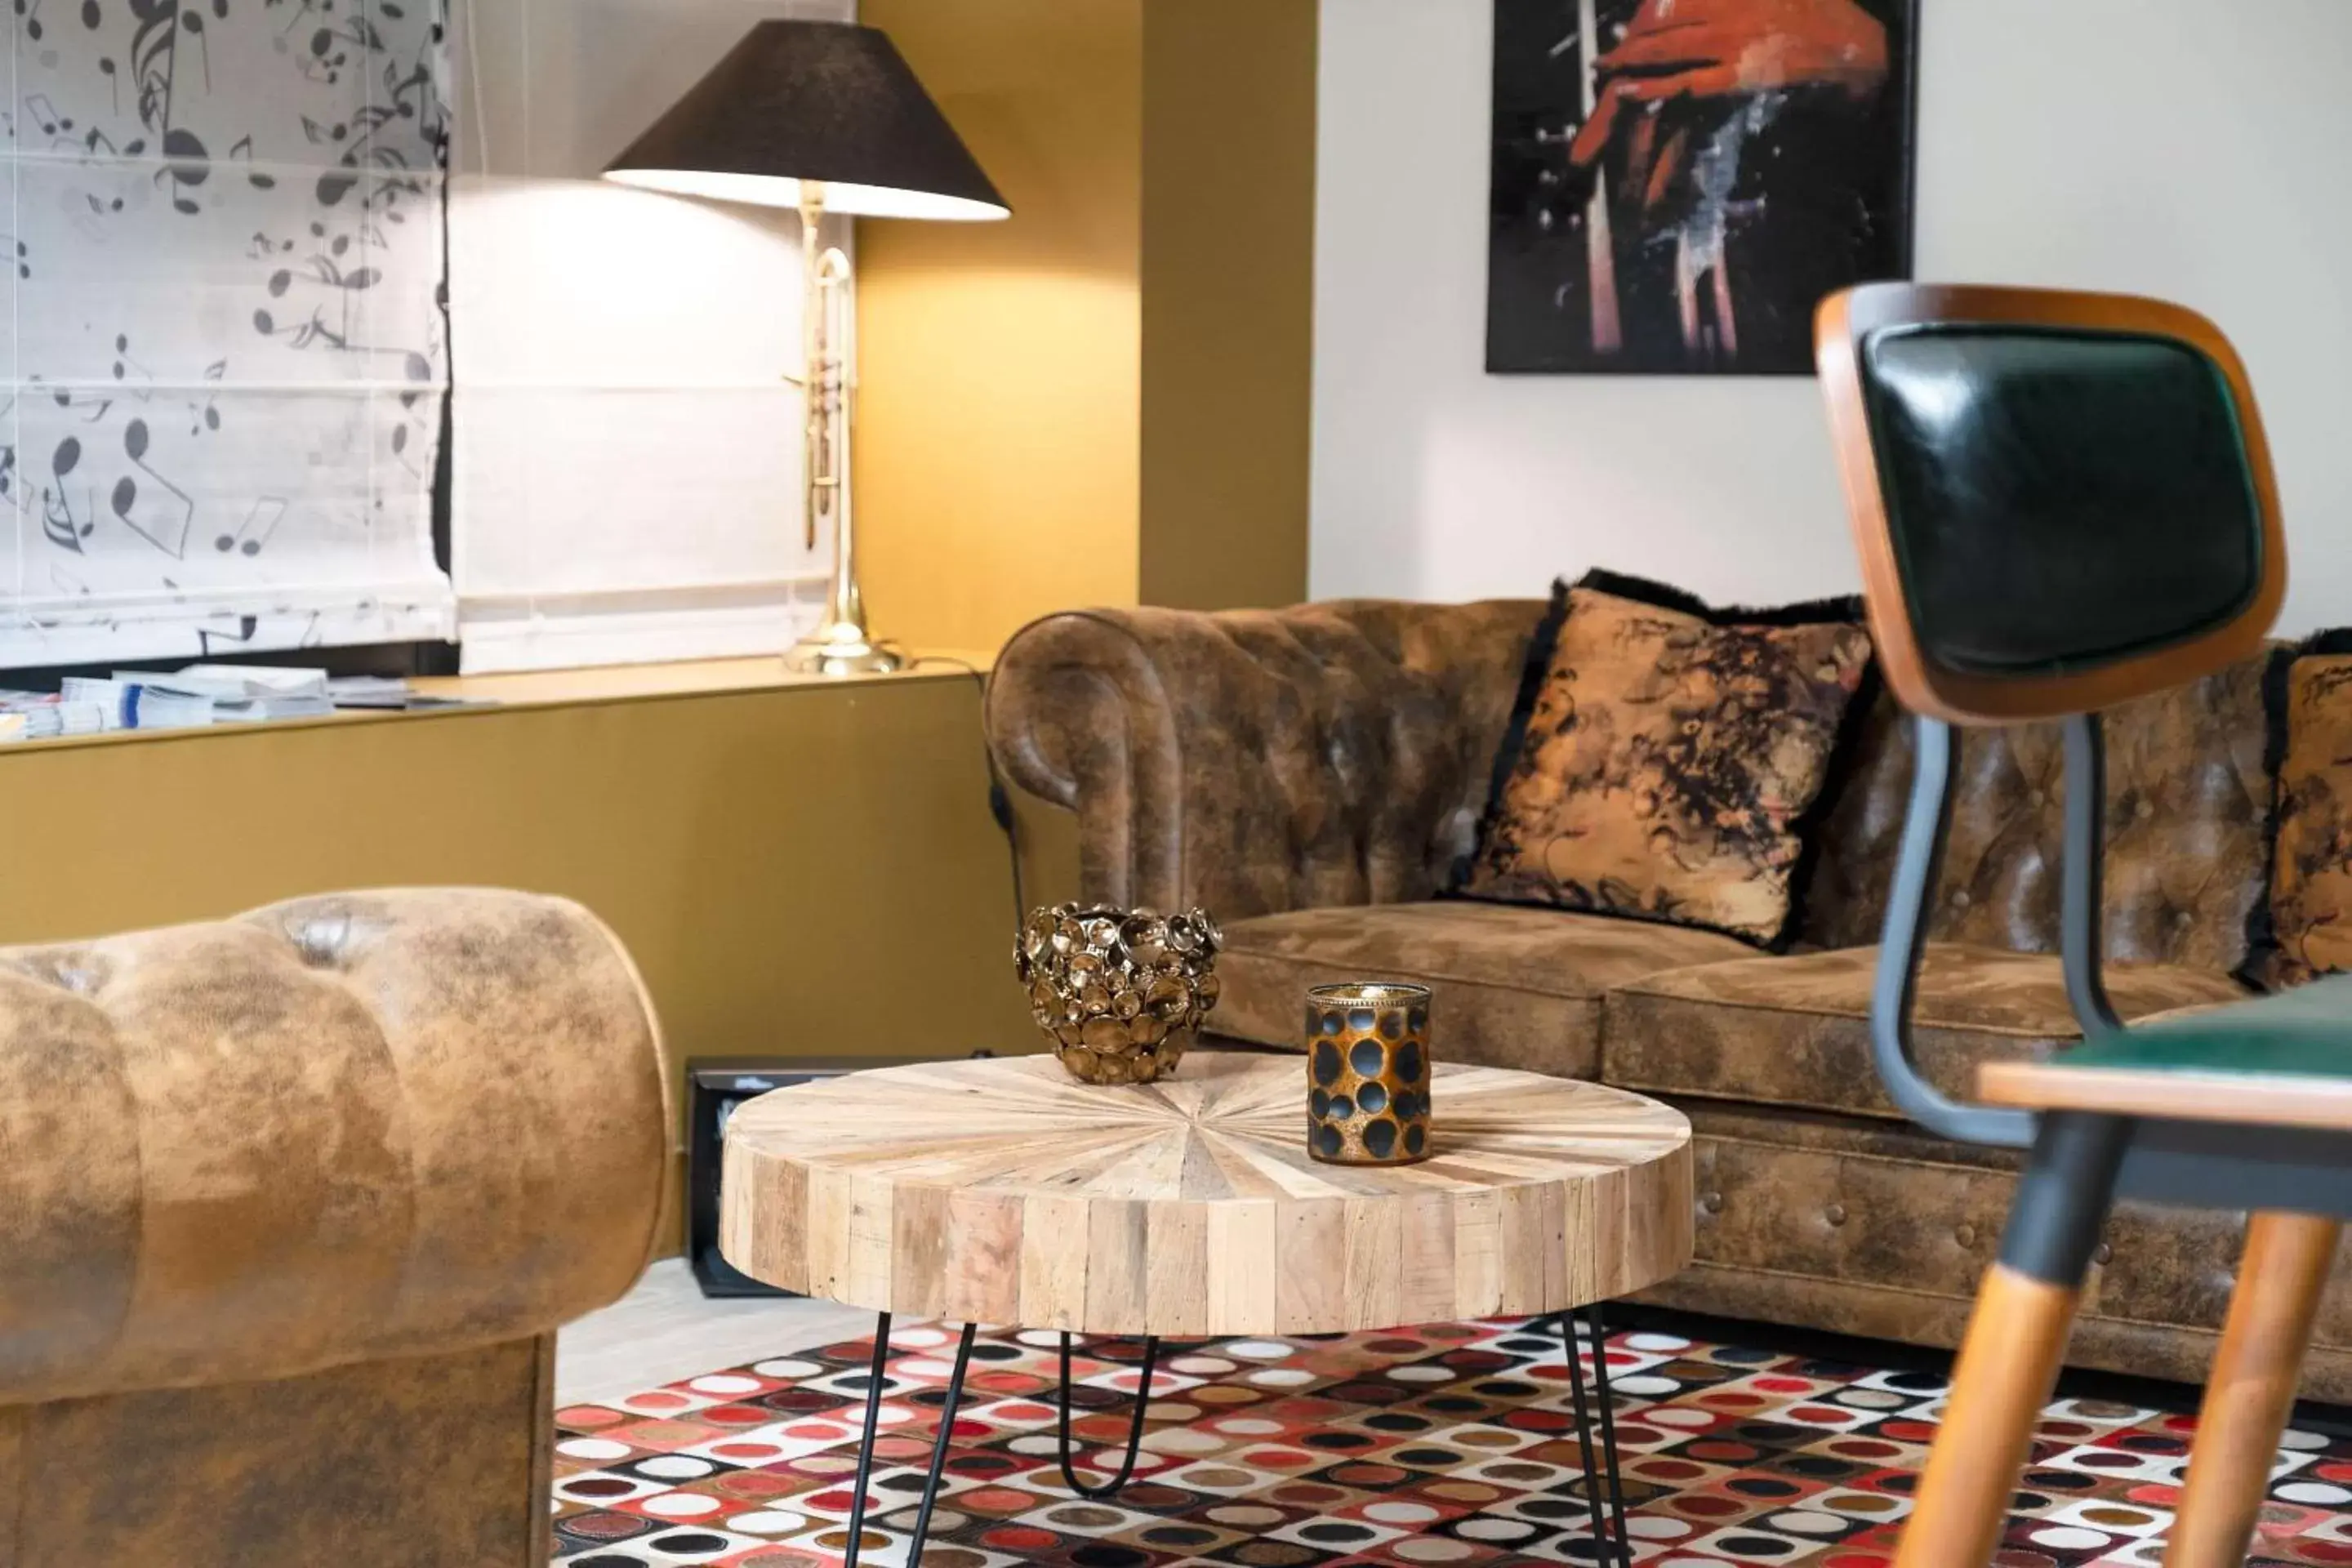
[604, 20, 1009, 675]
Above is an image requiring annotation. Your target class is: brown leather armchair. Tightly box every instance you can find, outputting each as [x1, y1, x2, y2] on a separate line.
[0, 889, 670, 1568]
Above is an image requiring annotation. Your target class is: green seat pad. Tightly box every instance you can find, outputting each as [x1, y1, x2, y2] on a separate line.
[2057, 974, 2352, 1076]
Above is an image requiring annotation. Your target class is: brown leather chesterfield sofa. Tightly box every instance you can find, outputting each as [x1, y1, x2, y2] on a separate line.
[0, 889, 670, 1568]
[985, 600, 2345, 1395]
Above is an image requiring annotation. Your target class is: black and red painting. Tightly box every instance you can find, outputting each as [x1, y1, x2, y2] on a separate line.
[1488, 0, 1918, 376]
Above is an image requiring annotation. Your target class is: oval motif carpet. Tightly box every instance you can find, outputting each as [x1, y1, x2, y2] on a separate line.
[549, 1317, 2352, 1567]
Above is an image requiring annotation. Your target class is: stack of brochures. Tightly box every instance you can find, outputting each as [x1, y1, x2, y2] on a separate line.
[59, 666, 338, 731]
[0, 691, 113, 743]
[320, 675, 417, 709]
[0, 665, 479, 742]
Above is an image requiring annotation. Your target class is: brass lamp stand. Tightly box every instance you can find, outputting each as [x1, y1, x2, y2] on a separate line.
[786, 183, 898, 676]
[599, 20, 1010, 679]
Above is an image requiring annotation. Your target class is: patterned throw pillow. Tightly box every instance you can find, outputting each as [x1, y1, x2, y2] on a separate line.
[1458, 573, 1876, 947]
[2265, 652, 2352, 986]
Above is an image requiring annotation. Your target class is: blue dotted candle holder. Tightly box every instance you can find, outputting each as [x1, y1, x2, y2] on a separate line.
[1304, 982, 1432, 1165]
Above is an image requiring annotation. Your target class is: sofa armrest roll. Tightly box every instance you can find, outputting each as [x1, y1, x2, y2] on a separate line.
[986, 599, 1546, 920]
[0, 888, 669, 1404]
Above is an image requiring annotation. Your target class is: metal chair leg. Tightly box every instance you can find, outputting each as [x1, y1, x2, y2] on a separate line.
[2165, 1212, 2343, 1568]
[1058, 1331, 1161, 1500]
[1896, 1112, 2130, 1568]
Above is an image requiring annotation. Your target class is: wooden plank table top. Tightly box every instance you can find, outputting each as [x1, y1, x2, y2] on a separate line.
[719, 1050, 1694, 1338]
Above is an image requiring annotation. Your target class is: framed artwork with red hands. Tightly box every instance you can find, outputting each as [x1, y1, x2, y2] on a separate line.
[1488, 0, 1920, 376]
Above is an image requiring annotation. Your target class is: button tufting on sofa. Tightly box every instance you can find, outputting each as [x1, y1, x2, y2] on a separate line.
[18, 952, 106, 995]
[286, 911, 356, 969]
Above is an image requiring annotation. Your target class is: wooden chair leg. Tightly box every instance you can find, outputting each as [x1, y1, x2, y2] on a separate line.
[2164, 1211, 2343, 1568]
[1895, 1264, 2086, 1568]
[1898, 1112, 2129, 1568]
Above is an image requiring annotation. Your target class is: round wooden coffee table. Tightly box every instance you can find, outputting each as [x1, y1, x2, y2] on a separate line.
[720, 1051, 1691, 1567]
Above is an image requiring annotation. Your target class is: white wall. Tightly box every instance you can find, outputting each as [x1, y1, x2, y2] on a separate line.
[1312, 0, 2352, 633]
[449, 0, 850, 672]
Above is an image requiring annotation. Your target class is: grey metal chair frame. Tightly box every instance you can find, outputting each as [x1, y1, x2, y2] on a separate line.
[1875, 711, 2352, 1272]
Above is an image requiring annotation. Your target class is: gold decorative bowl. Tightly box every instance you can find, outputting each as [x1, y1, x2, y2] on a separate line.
[1015, 903, 1222, 1084]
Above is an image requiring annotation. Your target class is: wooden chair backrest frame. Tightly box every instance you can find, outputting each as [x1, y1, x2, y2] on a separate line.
[1817, 283, 2287, 1147]
[1815, 282, 2287, 727]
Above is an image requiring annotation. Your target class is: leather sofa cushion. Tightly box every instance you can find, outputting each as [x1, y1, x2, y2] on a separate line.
[1212, 901, 1753, 1076]
[1605, 943, 2250, 1120]
[1459, 577, 1874, 946]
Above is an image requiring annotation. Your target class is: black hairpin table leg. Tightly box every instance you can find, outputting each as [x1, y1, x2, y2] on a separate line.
[1555, 1303, 1632, 1568]
[1058, 1332, 1162, 1499]
[842, 1315, 978, 1568]
[901, 1322, 979, 1562]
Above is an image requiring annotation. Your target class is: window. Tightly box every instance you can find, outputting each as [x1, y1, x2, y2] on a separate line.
[2, 0, 456, 668]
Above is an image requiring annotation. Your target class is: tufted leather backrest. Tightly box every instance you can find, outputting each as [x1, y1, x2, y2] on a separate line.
[1799, 650, 2275, 969]
[987, 601, 1547, 920]
[991, 596, 2283, 969]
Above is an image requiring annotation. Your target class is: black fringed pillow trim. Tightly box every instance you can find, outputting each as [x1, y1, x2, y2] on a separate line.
[1573, 567, 1866, 630]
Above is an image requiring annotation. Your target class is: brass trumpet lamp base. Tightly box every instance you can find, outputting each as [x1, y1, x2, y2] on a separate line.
[785, 626, 903, 677]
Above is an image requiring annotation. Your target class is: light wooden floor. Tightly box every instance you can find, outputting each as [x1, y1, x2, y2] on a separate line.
[555, 1258, 877, 1408]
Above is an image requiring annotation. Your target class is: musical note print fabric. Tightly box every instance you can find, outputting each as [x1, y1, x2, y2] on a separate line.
[2, 0, 457, 668]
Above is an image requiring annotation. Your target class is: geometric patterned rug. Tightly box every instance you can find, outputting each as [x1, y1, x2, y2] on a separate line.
[550, 1316, 2352, 1568]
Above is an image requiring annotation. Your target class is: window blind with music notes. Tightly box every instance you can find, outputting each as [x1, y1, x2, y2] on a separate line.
[2, 0, 457, 670]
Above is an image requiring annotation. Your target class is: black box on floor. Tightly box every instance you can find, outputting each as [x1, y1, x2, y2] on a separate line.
[685, 1055, 982, 1299]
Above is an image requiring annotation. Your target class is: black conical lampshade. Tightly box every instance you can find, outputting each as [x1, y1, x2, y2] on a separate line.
[603, 20, 1009, 221]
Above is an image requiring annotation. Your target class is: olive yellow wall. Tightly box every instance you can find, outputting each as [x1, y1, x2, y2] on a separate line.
[856, 0, 1317, 653]
[1139, 0, 1319, 613]
[0, 670, 1036, 1251]
[855, 0, 1146, 655]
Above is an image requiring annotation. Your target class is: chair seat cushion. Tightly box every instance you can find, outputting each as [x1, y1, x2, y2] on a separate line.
[1976, 973, 2352, 1129]
[1604, 943, 2252, 1120]
[1211, 902, 1756, 1076]
[2092, 973, 2352, 1070]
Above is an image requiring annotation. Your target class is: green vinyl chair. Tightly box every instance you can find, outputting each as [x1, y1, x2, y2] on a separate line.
[1815, 280, 2352, 1568]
